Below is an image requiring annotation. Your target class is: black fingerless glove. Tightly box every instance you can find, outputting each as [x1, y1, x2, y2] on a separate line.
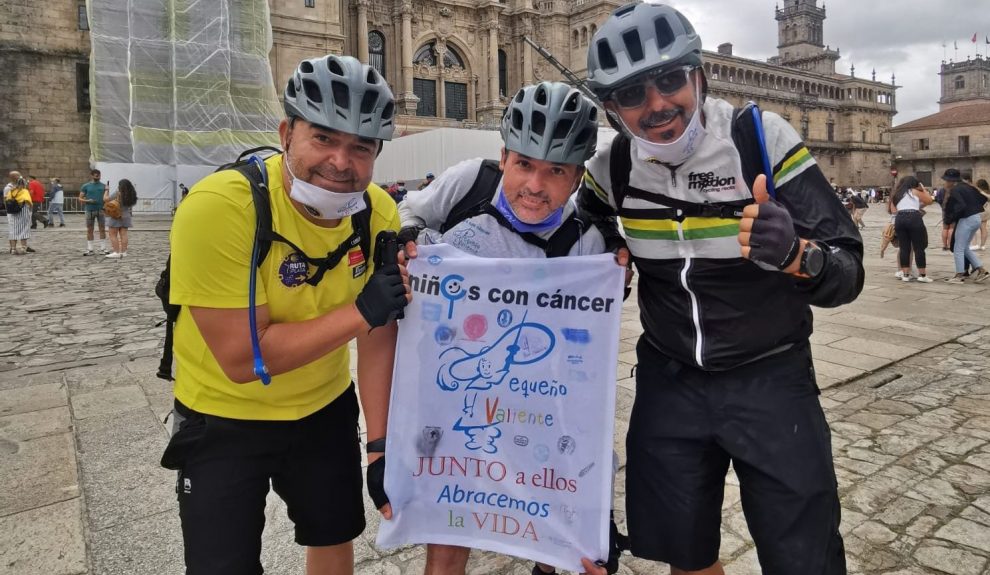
[355, 264, 408, 328]
[748, 200, 800, 272]
[397, 225, 423, 246]
[366, 456, 390, 509]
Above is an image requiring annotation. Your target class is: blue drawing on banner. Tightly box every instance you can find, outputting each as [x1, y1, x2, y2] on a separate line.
[568, 368, 589, 382]
[436, 313, 555, 392]
[497, 309, 513, 328]
[436, 313, 556, 453]
[561, 328, 591, 344]
[422, 302, 443, 322]
[428, 255, 443, 265]
[440, 274, 467, 319]
[435, 325, 456, 346]
[534, 444, 550, 462]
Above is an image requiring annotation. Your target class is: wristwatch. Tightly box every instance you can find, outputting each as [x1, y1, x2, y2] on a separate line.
[798, 242, 825, 278]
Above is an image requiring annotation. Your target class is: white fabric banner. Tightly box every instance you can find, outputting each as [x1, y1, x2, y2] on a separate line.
[377, 244, 624, 572]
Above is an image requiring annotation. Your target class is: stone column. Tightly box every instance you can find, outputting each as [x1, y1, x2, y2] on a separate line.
[521, 20, 534, 84]
[488, 21, 500, 105]
[356, 0, 370, 63]
[397, 1, 419, 115]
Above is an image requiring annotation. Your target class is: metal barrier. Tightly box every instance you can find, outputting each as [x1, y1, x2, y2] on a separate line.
[34, 197, 176, 214]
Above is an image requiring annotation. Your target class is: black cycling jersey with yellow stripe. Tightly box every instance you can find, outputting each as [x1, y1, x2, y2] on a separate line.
[579, 98, 864, 371]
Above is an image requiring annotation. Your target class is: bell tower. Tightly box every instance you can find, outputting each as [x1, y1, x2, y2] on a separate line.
[774, 0, 838, 75]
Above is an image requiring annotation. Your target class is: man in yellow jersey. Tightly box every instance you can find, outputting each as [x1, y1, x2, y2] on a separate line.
[162, 54, 410, 575]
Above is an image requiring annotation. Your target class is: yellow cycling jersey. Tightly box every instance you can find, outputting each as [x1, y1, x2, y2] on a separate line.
[169, 154, 399, 420]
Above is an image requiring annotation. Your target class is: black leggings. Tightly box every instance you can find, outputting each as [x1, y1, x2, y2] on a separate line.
[895, 211, 928, 269]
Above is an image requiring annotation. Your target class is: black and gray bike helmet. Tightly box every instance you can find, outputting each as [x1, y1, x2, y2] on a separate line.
[284, 54, 395, 141]
[587, 1, 703, 101]
[500, 82, 599, 166]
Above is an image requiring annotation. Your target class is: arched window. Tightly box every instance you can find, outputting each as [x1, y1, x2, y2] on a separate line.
[572, 30, 579, 48]
[413, 41, 471, 120]
[498, 49, 508, 98]
[581, 27, 588, 46]
[368, 31, 386, 78]
[955, 75, 965, 89]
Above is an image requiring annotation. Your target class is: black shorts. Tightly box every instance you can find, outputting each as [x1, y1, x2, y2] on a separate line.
[626, 339, 846, 574]
[162, 385, 365, 575]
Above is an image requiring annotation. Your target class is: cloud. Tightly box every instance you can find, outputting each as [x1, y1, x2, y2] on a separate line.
[672, 0, 990, 125]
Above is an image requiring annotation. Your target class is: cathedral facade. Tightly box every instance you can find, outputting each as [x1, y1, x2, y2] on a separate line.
[0, 0, 896, 195]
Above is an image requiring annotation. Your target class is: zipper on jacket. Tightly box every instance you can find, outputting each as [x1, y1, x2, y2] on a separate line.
[679, 257, 704, 367]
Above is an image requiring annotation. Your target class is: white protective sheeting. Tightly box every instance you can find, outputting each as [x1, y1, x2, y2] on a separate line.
[374, 127, 619, 185]
[88, 0, 281, 211]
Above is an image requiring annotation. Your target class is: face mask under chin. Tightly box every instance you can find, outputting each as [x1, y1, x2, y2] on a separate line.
[284, 152, 367, 220]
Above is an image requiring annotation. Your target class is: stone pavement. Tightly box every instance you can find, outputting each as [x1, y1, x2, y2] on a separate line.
[2, 207, 990, 575]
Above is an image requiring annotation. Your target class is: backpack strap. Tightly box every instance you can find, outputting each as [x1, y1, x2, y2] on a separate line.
[440, 159, 503, 233]
[608, 133, 632, 213]
[544, 212, 590, 258]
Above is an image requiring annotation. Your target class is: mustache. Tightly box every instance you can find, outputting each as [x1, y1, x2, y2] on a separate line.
[312, 164, 355, 183]
[516, 188, 550, 203]
[640, 107, 684, 130]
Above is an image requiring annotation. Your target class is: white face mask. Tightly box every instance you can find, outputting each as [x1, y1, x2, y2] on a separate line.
[627, 81, 707, 166]
[284, 152, 367, 219]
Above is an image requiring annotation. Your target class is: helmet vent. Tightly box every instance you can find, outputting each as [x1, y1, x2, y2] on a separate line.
[596, 41, 618, 71]
[301, 61, 314, 74]
[381, 101, 395, 121]
[535, 86, 548, 105]
[615, 4, 636, 17]
[654, 17, 675, 50]
[676, 12, 696, 36]
[366, 68, 380, 84]
[531, 111, 546, 137]
[303, 79, 323, 104]
[564, 92, 580, 112]
[286, 80, 297, 98]
[552, 118, 573, 141]
[574, 127, 592, 146]
[588, 107, 598, 123]
[331, 81, 349, 109]
[327, 58, 344, 76]
[361, 90, 378, 114]
[511, 108, 524, 131]
[622, 30, 645, 62]
[514, 89, 526, 103]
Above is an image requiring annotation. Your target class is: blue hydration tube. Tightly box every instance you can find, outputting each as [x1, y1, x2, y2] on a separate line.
[247, 155, 272, 385]
[750, 105, 777, 200]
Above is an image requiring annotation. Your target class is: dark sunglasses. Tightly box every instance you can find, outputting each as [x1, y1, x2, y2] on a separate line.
[609, 66, 695, 109]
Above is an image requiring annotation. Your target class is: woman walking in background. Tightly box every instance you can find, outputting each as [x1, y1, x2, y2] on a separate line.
[893, 176, 934, 282]
[103, 178, 138, 258]
[5, 177, 33, 254]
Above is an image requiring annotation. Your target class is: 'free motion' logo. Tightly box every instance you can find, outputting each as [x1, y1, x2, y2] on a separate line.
[440, 274, 467, 319]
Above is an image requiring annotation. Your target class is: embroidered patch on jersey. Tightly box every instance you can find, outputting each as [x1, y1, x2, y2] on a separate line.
[278, 252, 309, 287]
[349, 248, 368, 278]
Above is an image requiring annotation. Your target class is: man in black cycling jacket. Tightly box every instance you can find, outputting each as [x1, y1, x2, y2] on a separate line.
[578, 2, 862, 574]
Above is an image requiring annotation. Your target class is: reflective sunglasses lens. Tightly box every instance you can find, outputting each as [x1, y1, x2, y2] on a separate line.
[614, 84, 646, 108]
[654, 69, 689, 95]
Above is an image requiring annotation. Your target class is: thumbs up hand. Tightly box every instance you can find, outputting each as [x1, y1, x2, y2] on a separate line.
[738, 175, 804, 274]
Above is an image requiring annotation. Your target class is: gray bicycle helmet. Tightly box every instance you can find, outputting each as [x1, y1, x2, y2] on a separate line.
[587, 1, 702, 101]
[284, 54, 395, 141]
[500, 82, 599, 166]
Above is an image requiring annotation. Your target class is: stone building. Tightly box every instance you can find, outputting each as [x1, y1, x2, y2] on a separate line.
[0, 0, 895, 194]
[890, 56, 990, 187]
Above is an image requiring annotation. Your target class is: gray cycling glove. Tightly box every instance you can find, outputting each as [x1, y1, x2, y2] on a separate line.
[748, 200, 800, 272]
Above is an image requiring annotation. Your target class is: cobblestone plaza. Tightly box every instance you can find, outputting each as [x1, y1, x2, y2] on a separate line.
[2, 205, 990, 574]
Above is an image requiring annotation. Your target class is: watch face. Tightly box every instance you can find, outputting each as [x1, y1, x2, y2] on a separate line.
[805, 245, 825, 276]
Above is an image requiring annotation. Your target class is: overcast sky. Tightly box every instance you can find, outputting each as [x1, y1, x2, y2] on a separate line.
[673, 0, 990, 126]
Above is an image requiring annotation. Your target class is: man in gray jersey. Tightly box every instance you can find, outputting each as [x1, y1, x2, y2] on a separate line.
[397, 81, 627, 575]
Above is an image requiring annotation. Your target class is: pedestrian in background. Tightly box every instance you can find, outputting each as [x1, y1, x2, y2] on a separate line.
[416, 171, 435, 190]
[47, 178, 65, 227]
[104, 178, 138, 258]
[976, 178, 990, 251]
[892, 176, 934, 282]
[28, 175, 48, 229]
[80, 168, 109, 255]
[5, 177, 33, 255]
[942, 169, 989, 283]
